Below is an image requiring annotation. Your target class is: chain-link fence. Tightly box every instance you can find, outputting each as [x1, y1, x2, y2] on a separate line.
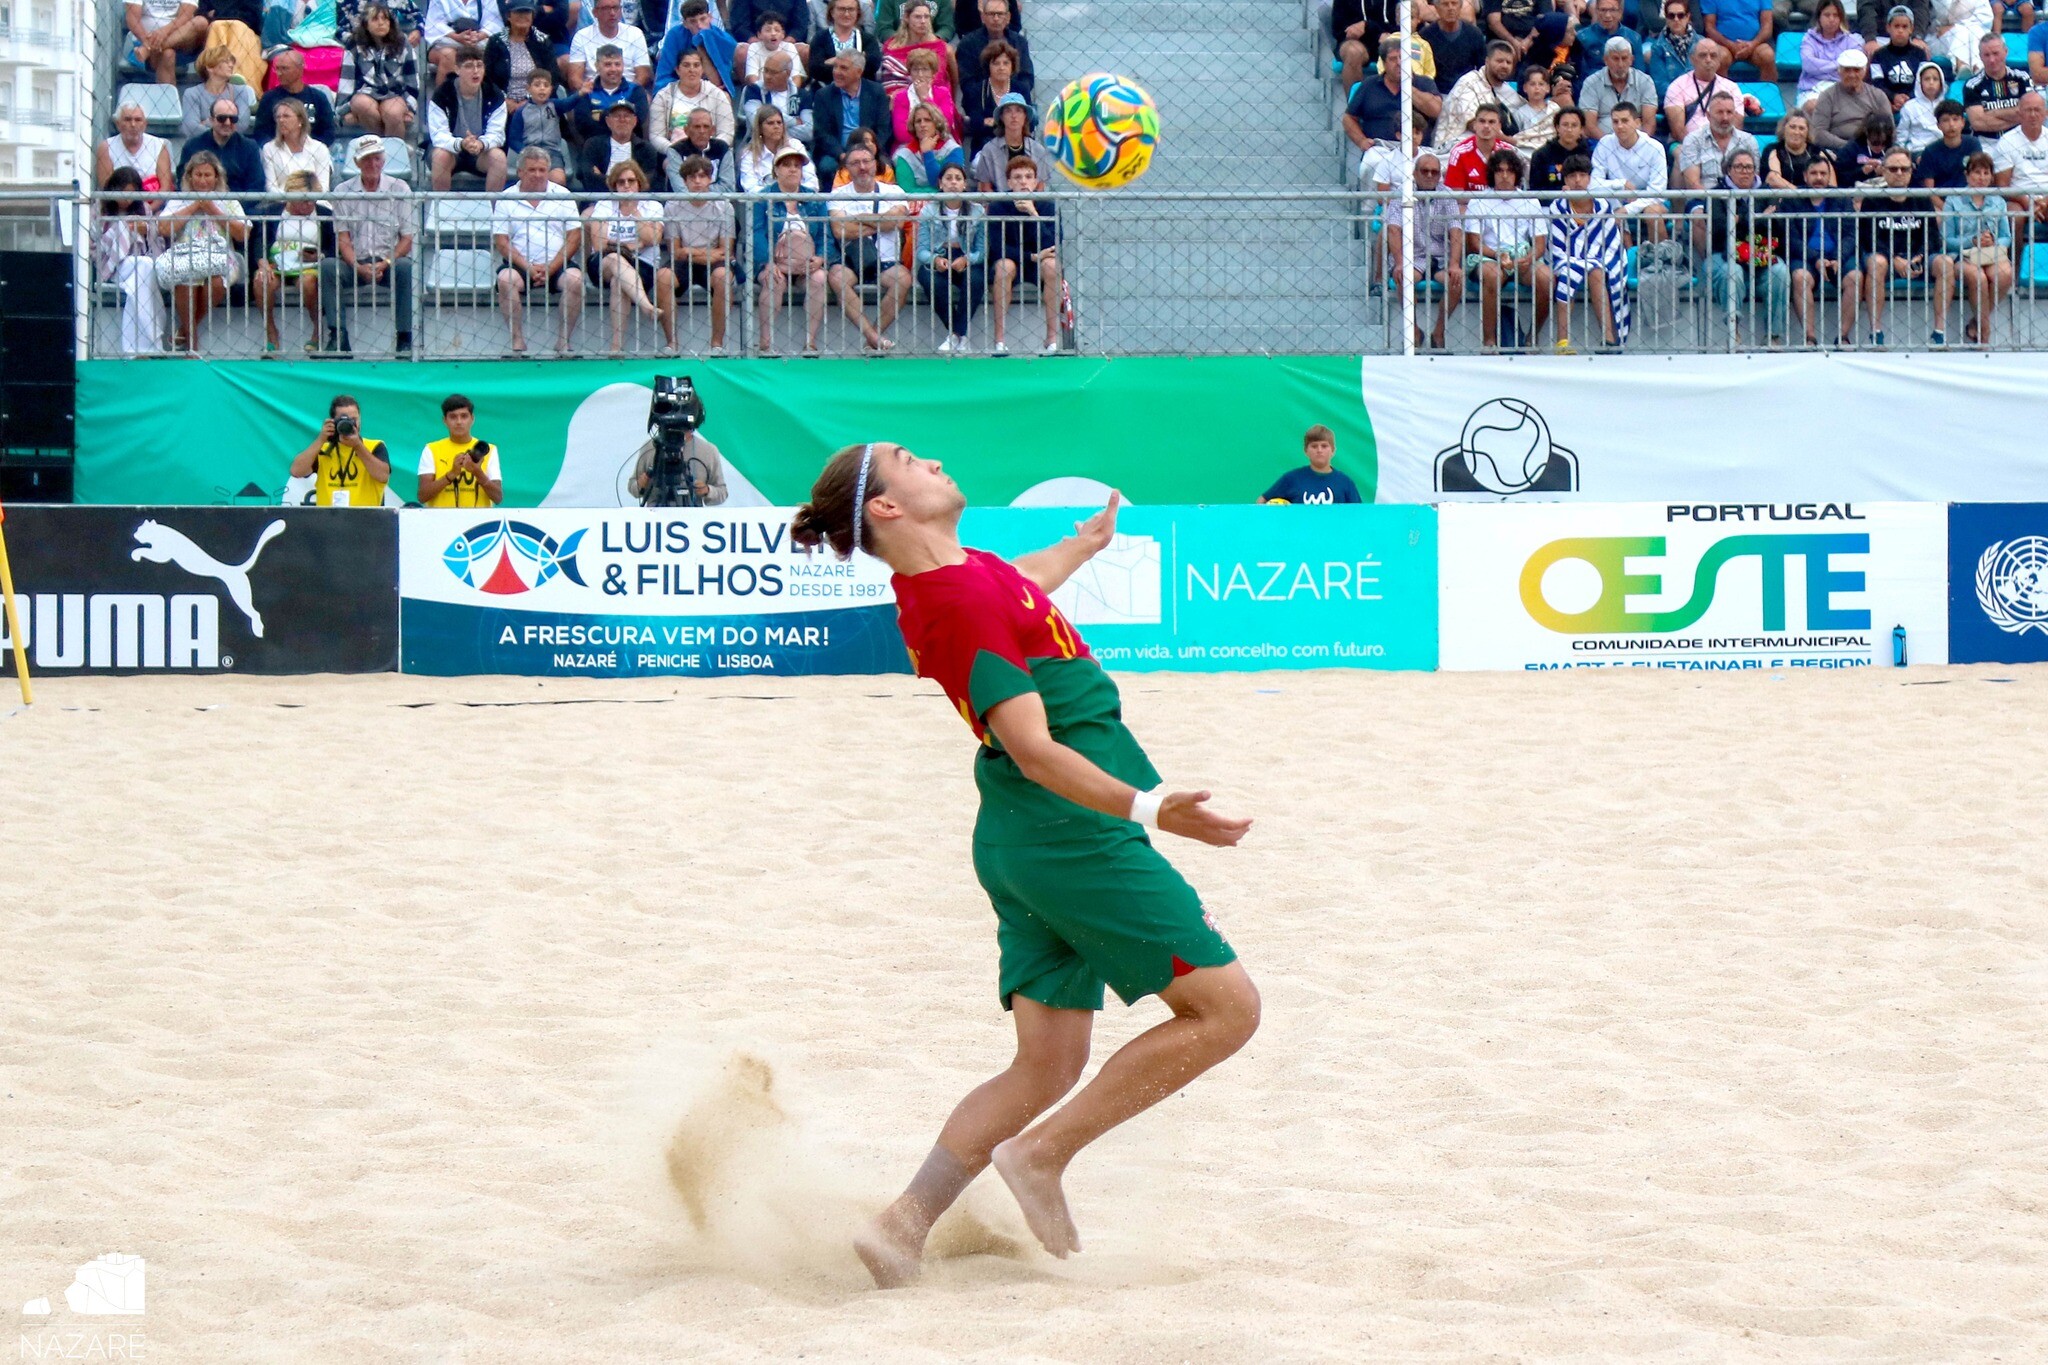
[16, 185, 2041, 356]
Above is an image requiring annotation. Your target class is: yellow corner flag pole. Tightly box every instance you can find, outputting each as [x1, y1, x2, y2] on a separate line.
[0, 497, 33, 706]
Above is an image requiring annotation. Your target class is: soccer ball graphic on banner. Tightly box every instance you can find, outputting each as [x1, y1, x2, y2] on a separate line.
[1434, 398, 1580, 496]
[1042, 73, 1159, 189]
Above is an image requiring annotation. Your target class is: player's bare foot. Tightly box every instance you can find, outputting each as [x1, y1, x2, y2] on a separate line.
[991, 1136, 1080, 1257]
[854, 1207, 926, 1288]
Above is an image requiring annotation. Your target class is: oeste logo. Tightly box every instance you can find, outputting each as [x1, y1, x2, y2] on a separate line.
[1519, 534, 1872, 633]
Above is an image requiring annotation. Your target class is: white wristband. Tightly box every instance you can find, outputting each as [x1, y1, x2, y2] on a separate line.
[1128, 787, 1165, 831]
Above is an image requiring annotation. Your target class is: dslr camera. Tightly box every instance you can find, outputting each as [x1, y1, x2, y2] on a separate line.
[332, 413, 359, 440]
[642, 374, 709, 507]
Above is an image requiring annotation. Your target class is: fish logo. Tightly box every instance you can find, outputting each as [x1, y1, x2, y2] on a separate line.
[445, 520, 589, 595]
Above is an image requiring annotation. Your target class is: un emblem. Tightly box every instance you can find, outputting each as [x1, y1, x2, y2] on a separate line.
[1975, 536, 2048, 636]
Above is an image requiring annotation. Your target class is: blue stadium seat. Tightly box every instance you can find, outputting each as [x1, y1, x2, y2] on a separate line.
[1866, 260, 1969, 301]
[422, 247, 498, 301]
[1775, 30, 1803, 81]
[1464, 257, 1534, 299]
[1741, 82, 1784, 134]
[378, 136, 414, 181]
[1625, 242, 1698, 297]
[425, 197, 494, 239]
[2020, 243, 2048, 287]
[2005, 32, 2027, 64]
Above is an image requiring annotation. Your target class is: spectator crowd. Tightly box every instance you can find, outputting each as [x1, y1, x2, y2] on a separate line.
[93, 0, 1072, 355]
[1335, 0, 2048, 347]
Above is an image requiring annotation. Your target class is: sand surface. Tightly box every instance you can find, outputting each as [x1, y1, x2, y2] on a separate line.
[4, 666, 2046, 1363]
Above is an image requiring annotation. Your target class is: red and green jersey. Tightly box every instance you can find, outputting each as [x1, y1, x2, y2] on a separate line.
[893, 548, 1159, 846]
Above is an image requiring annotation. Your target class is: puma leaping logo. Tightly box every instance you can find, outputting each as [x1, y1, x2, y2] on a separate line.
[131, 519, 287, 637]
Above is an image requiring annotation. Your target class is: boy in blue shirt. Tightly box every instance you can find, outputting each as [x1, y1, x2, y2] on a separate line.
[1260, 425, 1365, 504]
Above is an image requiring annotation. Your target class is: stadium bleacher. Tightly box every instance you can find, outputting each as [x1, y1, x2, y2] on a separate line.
[1322, 0, 2048, 350]
[77, 0, 2048, 355]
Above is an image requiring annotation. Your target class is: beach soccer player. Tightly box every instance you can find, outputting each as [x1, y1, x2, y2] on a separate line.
[789, 442, 1263, 1287]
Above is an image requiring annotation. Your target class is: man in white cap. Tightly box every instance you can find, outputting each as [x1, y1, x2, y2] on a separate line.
[1810, 48, 1891, 147]
[322, 134, 416, 356]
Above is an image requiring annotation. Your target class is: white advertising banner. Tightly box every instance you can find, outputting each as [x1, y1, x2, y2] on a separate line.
[398, 508, 905, 677]
[1438, 502, 1949, 671]
[1365, 354, 2048, 505]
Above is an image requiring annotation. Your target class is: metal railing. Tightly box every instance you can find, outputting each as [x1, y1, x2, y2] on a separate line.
[12, 186, 2048, 358]
[1365, 185, 2048, 354]
[72, 187, 1078, 359]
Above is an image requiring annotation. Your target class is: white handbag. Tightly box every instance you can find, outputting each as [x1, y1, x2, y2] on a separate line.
[159, 234, 234, 286]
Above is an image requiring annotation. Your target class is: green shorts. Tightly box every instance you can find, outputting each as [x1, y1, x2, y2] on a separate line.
[972, 827, 1237, 1012]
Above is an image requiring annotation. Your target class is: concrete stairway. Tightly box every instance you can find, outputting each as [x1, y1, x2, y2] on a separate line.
[1029, 0, 1380, 352]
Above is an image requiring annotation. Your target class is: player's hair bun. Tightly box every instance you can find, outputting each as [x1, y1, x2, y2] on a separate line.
[790, 503, 830, 554]
[789, 443, 887, 561]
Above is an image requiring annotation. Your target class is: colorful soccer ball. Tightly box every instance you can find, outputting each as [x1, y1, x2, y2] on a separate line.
[1041, 73, 1159, 190]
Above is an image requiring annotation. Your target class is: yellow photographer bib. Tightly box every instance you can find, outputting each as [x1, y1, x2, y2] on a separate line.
[424, 436, 493, 509]
[314, 436, 389, 508]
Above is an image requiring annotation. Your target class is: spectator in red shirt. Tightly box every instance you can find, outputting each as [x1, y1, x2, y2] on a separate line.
[1445, 103, 1523, 189]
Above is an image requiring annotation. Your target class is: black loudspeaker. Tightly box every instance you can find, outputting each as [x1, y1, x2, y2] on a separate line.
[0, 251, 77, 472]
[0, 251, 69, 315]
[0, 455, 75, 503]
[0, 314, 71, 384]
[0, 384, 74, 447]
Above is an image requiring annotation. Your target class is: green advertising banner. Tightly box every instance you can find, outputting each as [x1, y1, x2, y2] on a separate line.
[75, 356, 1376, 509]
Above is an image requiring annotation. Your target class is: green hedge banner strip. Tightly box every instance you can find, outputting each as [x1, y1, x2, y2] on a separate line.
[79, 356, 1376, 509]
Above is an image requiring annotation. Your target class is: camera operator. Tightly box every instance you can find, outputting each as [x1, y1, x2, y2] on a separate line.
[628, 376, 728, 506]
[628, 427, 728, 505]
[288, 394, 393, 507]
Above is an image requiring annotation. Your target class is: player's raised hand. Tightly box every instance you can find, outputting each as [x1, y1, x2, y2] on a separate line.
[1159, 790, 1252, 847]
[1072, 490, 1121, 556]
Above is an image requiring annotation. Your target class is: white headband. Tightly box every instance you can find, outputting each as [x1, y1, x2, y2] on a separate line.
[850, 443, 874, 556]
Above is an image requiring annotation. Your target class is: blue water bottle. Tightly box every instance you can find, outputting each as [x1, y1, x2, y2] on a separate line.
[1892, 624, 1907, 667]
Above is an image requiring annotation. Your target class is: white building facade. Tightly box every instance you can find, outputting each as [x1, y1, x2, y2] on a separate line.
[0, 0, 87, 185]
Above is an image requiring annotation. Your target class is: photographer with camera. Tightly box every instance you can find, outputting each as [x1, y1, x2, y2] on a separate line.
[417, 393, 506, 509]
[288, 394, 393, 507]
[627, 375, 729, 507]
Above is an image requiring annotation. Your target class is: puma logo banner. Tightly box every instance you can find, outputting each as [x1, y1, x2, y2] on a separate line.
[0, 508, 399, 675]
